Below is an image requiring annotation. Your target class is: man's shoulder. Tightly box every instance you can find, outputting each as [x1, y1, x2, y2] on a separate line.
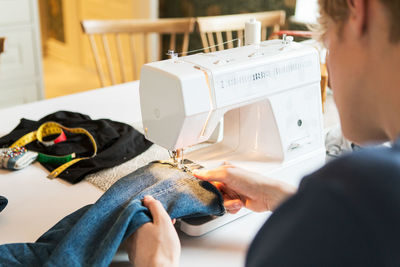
[246, 143, 400, 267]
[300, 142, 400, 215]
[304, 143, 400, 187]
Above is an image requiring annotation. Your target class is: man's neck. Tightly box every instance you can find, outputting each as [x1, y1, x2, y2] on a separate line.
[373, 43, 400, 141]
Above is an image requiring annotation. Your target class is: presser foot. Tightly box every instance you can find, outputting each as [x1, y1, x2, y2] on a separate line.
[168, 149, 189, 171]
[152, 158, 203, 174]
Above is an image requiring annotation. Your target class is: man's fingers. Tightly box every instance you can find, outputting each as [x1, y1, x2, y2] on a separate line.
[192, 166, 234, 182]
[224, 199, 243, 214]
[143, 195, 171, 225]
[226, 207, 241, 214]
[192, 169, 220, 181]
[210, 181, 224, 191]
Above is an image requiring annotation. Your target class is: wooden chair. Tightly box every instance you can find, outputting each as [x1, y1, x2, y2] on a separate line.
[0, 37, 4, 54]
[0, 37, 4, 72]
[81, 18, 195, 87]
[196, 11, 286, 52]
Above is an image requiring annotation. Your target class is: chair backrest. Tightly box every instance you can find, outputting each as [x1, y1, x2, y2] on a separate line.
[81, 18, 195, 87]
[0, 37, 4, 72]
[196, 11, 286, 52]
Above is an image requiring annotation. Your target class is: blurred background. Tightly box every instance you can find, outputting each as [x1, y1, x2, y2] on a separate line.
[0, 0, 318, 108]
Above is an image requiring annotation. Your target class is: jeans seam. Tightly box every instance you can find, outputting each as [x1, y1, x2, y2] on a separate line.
[150, 180, 188, 198]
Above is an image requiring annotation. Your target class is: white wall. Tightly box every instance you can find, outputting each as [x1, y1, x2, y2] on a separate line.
[294, 0, 319, 24]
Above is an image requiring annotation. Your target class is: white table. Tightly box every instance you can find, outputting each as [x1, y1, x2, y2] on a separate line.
[0, 81, 271, 266]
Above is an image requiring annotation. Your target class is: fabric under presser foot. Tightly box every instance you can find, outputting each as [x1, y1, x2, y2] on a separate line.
[150, 159, 204, 174]
[151, 159, 226, 229]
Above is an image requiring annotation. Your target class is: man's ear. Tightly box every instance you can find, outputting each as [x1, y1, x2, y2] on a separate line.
[346, 0, 368, 38]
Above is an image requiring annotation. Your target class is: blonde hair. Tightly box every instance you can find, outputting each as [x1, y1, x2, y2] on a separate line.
[316, 0, 400, 43]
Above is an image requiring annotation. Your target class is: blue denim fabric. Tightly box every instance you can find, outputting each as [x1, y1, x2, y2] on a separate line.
[0, 162, 225, 266]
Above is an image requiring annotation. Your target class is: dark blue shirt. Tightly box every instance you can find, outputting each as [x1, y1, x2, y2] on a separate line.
[247, 140, 400, 266]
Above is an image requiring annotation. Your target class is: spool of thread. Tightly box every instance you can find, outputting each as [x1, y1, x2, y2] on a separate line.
[245, 18, 261, 45]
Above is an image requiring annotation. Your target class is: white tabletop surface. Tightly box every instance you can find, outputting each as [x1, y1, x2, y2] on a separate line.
[0, 81, 273, 266]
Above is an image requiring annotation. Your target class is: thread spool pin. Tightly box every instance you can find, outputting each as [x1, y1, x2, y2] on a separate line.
[282, 34, 294, 46]
[167, 50, 178, 60]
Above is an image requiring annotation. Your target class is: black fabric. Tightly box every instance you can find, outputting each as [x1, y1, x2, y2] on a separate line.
[0, 196, 7, 213]
[0, 111, 152, 183]
[246, 141, 400, 266]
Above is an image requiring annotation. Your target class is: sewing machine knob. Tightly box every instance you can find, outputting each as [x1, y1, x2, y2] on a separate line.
[297, 119, 303, 127]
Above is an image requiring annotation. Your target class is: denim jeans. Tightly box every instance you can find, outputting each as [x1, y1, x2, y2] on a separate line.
[0, 161, 225, 266]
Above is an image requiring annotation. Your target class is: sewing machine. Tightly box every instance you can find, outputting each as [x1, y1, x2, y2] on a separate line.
[139, 35, 326, 236]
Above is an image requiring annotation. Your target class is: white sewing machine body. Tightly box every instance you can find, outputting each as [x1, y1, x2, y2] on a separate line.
[139, 39, 326, 236]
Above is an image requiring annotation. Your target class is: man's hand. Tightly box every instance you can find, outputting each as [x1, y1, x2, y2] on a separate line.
[193, 165, 296, 213]
[125, 195, 180, 267]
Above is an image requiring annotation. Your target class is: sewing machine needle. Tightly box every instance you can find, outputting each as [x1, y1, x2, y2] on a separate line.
[177, 148, 184, 169]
